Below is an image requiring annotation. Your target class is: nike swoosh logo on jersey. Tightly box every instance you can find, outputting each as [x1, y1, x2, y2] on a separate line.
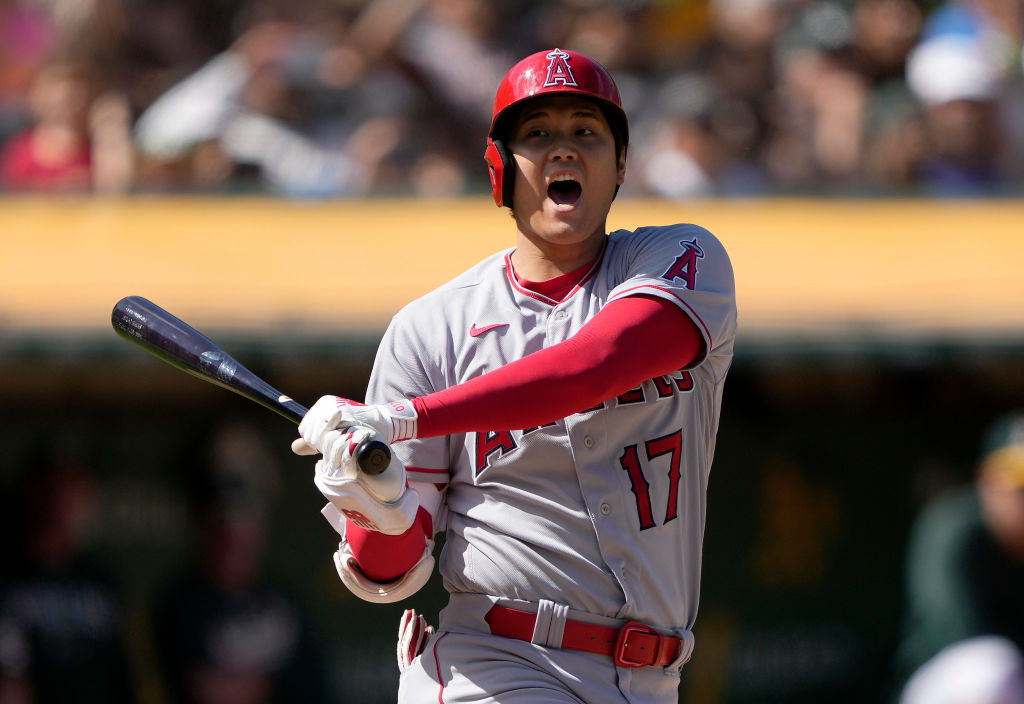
[469, 323, 510, 337]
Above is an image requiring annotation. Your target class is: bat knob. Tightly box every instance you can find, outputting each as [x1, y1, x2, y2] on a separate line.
[357, 439, 392, 475]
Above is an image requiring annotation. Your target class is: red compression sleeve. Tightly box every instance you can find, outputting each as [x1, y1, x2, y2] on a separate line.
[413, 295, 703, 438]
[345, 506, 433, 582]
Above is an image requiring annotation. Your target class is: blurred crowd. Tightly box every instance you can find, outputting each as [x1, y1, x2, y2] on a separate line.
[0, 421, 332, 704]
[0, 0, 1022, 199]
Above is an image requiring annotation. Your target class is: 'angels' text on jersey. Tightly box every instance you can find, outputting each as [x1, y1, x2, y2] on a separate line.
[474, 370, 695, 474]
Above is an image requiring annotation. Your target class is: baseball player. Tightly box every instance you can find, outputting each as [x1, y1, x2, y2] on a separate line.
[292, 48, 737, 703]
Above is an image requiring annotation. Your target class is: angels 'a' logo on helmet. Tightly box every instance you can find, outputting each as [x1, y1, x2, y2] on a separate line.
[544, 49, 577, 87]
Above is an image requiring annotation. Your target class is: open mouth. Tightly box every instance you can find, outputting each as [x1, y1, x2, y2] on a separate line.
[548, 176, 582, 206]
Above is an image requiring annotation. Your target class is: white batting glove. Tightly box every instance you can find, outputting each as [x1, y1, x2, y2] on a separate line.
[312, 424, 419, 535]
[292, 395, 418, 456]
[397, 609, 434, 672]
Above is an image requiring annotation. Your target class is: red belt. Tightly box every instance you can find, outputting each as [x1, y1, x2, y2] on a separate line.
[484, 605, 683, 668]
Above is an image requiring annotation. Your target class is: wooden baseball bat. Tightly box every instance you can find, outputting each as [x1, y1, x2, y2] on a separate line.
[110, 295, 391, 474]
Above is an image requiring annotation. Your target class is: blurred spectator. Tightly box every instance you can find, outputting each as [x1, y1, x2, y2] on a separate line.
[894, 411, 1024, 697]
[390, 0, 517, 195]
[900, 636, 1024, 704]
[635, 71, 768, 198]
[132, 15, 425, 196]
[150, 421, 329, 704]
[692, 0, 781, 191]
[636, 73, 723, 199]
[630, 0, 781, 198]
[850, 0, 930, 189]
[0, 444, 136, 704]
[905, 2, 1021, 195]
[0, 58, 91, 192]
[0, 55, 134, 193]
[0, 0, 57, 140]
[760, 0, 926, 192]
[391, 0, 509, 129]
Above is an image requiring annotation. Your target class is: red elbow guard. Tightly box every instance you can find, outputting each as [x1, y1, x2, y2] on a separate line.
[345, 506, 433, 583]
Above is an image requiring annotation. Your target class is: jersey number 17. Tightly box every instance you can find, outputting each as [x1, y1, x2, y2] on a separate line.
[619, 429, 683, 531]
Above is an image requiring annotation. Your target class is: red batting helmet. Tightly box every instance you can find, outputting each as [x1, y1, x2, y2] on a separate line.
[484, 48, 629, 208]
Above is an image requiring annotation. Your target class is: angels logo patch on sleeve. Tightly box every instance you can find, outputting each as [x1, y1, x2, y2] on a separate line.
[661, 238, 705, 290]
[607, 223, 737, 363]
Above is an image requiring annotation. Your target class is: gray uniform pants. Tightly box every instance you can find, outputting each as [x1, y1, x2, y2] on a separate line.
[398, 594, 690, 704]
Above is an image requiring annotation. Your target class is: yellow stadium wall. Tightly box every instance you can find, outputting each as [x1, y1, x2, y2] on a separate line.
[2, 196, 1022, 338]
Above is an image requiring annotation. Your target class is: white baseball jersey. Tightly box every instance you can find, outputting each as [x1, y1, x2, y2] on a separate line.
[366, 223, 736, 636]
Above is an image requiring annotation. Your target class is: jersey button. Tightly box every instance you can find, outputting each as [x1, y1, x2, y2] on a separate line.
[583, 435, 595, 448]
[600, 503, 612, 516]
[554, 311, 568, 320]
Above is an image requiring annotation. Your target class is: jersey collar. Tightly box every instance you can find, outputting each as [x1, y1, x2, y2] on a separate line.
[505, 239, 607, 306]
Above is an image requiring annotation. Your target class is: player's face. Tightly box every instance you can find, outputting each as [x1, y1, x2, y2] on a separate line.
[981, 478, 1024, 560]
[507, 95, 625, 265]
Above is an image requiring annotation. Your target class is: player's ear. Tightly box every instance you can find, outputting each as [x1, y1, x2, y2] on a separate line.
[616, 147, 627, 186]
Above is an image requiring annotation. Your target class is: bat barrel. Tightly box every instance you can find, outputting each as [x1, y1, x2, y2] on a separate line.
[111, 296, 391, 474]
[112, 295, 302, 423]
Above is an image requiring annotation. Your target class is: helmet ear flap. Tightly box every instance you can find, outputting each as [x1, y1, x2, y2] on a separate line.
[484, 138, 515, 208]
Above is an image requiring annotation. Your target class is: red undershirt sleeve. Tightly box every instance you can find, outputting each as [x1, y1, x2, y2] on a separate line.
[345, 294, 702, 582]
[413, 294, 703, 438]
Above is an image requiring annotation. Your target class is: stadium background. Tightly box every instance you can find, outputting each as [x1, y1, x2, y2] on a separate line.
[1, 0, 1024, 700]
[2, 197, 1022, 703]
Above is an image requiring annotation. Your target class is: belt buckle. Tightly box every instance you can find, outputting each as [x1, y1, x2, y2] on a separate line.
[613, 620, 660, 668]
